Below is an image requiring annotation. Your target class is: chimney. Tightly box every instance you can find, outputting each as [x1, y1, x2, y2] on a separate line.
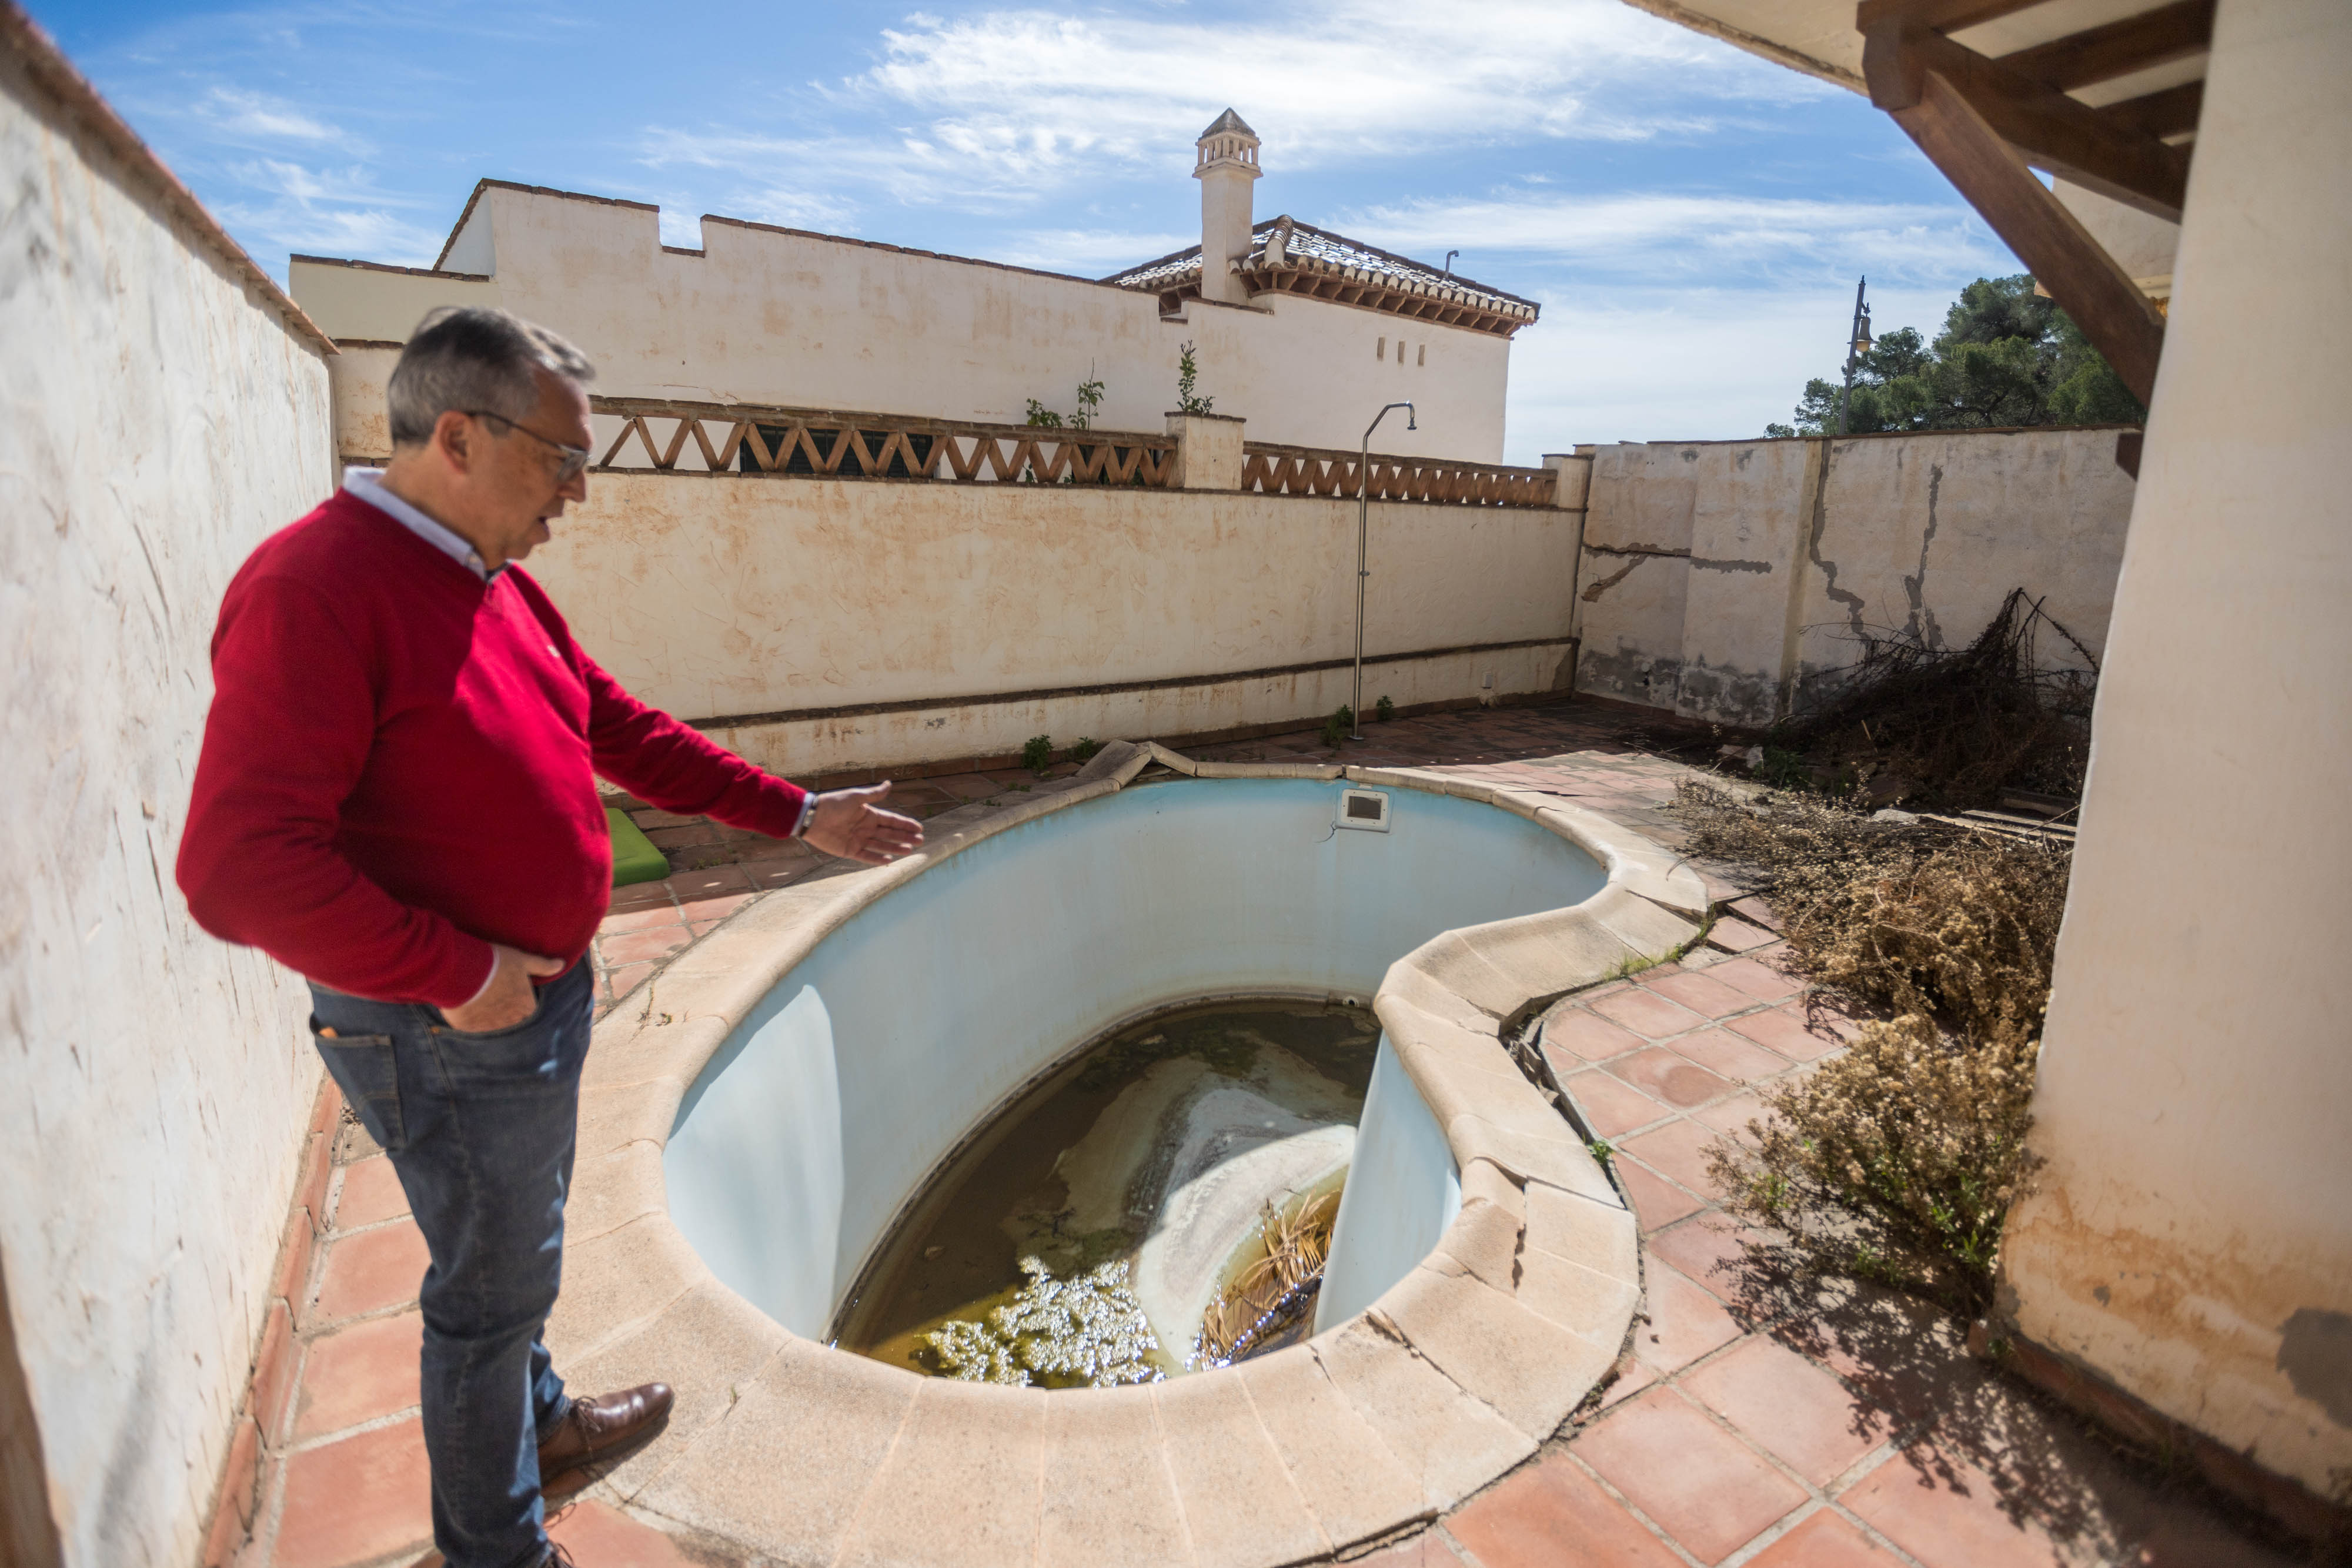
[1193, 109, 1261, 306]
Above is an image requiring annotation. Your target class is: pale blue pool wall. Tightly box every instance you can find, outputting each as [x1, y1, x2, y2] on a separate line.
[664, 777, 1607, 1342]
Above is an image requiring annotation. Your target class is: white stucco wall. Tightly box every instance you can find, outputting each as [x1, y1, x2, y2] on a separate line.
[2001, 0, 2352, 1500]
[0, 42, 335, 1568]
[523, 468, 1577, 778]
[290, 183, 1514, 464]
[1573, 427, 2137, 726]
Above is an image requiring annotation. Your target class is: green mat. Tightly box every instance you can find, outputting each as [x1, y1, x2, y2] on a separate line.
[607, 806, 670, 887]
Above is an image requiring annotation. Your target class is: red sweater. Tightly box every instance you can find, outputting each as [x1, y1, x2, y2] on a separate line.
[178, 490, 808, 1007]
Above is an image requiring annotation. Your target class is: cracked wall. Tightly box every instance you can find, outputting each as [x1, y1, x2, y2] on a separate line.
[1, 45, 334, 1568]
[1570, 428, 2136, 727]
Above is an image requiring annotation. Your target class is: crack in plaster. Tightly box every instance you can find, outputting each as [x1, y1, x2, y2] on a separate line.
[1803, 446, 1866, 636]
[1902, 463, 1946, 649]
[1579, 556, 1649, 602]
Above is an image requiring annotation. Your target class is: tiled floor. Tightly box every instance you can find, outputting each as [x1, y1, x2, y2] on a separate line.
[230, 703, 2303, 1568]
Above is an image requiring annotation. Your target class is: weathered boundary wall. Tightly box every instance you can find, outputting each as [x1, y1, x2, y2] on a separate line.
[0, 19, 336, 1567]
[1570, 427, 2138, 726]
[528, 460, 1588, 779]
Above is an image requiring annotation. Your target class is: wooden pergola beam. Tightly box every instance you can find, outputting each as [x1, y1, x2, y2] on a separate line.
[1866, 62, 2167, 403]
[2103, 79, 2203, 138]
[1995, 0, 2212, 90]
[1869, 20, 2190, 219]
[1856, 0, 2053, 34]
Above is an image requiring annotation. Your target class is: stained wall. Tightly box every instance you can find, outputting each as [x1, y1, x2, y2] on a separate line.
[523, 459, 1579, 778]
[0, 31, 335, 1568]
[1572, 426, 2137, 726]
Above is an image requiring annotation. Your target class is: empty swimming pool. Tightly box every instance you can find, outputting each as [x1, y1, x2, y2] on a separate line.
[663, 774, 1606, 1348]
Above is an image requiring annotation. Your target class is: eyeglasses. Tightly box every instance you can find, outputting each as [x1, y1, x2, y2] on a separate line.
[463, 410, 592, 483]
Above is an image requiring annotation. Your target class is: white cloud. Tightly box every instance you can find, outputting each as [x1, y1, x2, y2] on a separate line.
[215, 199, 446, 265]
[991, 228, 1193, 272]
[1346, 192, 2009, 287]
[195, 87, 344, 144]
[843, 1, 1812, 163]
[641, 0, 1823, 215]
[211, 159, 443, 266]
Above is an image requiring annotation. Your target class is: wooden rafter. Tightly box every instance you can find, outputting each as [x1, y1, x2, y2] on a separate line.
[1865, 58, 2169, 403]
[1856, 0, 2047, 32]
[1993, 0, 2211, 91]
[1853, 0, 2202, 406]
[2103, 79, 2203, 138]
[1869, 22, 2189, 218]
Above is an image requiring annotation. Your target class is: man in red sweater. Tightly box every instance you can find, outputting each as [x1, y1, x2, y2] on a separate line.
[179, 307, 921, 1568]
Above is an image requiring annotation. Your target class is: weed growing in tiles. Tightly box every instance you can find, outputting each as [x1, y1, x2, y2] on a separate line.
[1022, 735, 1054, 774]
[1374, 695, 1396, 722]
[1320, 706, 1354, 748]
[1069, 737, 1103, 765]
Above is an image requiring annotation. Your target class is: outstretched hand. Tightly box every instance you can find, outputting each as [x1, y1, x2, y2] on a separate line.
[802, 781, 926, 865]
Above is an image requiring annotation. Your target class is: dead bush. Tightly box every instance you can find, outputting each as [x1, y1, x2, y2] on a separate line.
[1713, 1014, 2040, 1313]
[1779, 587, 2097, 808]
[1674, 780, 2066, 1312]
[1673, 781, 2070, 1047]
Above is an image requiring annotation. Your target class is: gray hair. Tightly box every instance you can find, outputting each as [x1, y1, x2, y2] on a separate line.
[386, 306, 597, 446]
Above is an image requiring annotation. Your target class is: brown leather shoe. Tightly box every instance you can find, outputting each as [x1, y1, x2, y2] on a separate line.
[537, 1382, 673, 1483]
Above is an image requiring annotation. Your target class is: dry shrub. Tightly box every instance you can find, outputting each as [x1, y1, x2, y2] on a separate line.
[1674, 780, 2067, 1312]
[1673, 781, 2069, 1047]
[1783, 587, 2097, 807]
[1712, 1015, 2041, 1312]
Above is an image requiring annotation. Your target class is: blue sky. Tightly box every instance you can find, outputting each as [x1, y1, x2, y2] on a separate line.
[31, 0, 2020, 460]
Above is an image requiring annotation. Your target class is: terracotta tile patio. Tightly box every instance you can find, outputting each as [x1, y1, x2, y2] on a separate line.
[222, 701, 2303, 1568]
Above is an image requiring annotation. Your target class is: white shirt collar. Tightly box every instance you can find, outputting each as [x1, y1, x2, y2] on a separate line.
[342, 467, 495, 581]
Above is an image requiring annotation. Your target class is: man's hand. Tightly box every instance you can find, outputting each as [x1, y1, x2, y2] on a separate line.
[802, 781, 926, 865]
[441, 944, 566, 1033]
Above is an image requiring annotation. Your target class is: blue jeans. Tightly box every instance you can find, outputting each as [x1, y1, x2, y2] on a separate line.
[308, 960, 594, 1568]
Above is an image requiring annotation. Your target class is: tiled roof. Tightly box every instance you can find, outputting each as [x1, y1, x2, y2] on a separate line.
[1103, 217, 1538, 335]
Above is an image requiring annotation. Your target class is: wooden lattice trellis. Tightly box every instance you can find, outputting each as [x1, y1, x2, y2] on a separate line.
[1239, 443, 1558, 508]
[591, 397, 1177, 488]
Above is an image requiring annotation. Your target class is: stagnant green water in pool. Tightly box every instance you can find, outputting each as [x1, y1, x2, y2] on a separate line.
[833, 999, 1379, 1386]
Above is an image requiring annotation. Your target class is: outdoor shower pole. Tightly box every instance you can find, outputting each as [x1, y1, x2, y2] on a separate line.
[1354, 401, 1416, 741]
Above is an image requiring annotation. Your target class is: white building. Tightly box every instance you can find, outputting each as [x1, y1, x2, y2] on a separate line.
[292, 111, 1539, 467]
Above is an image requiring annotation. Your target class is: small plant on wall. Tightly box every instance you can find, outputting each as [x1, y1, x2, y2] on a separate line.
[1025, 364, 1106, 432]
[1175, 342, 1214, 416]
[1022, 734, 1055, 774]
[1375, 695, 1396, 722]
